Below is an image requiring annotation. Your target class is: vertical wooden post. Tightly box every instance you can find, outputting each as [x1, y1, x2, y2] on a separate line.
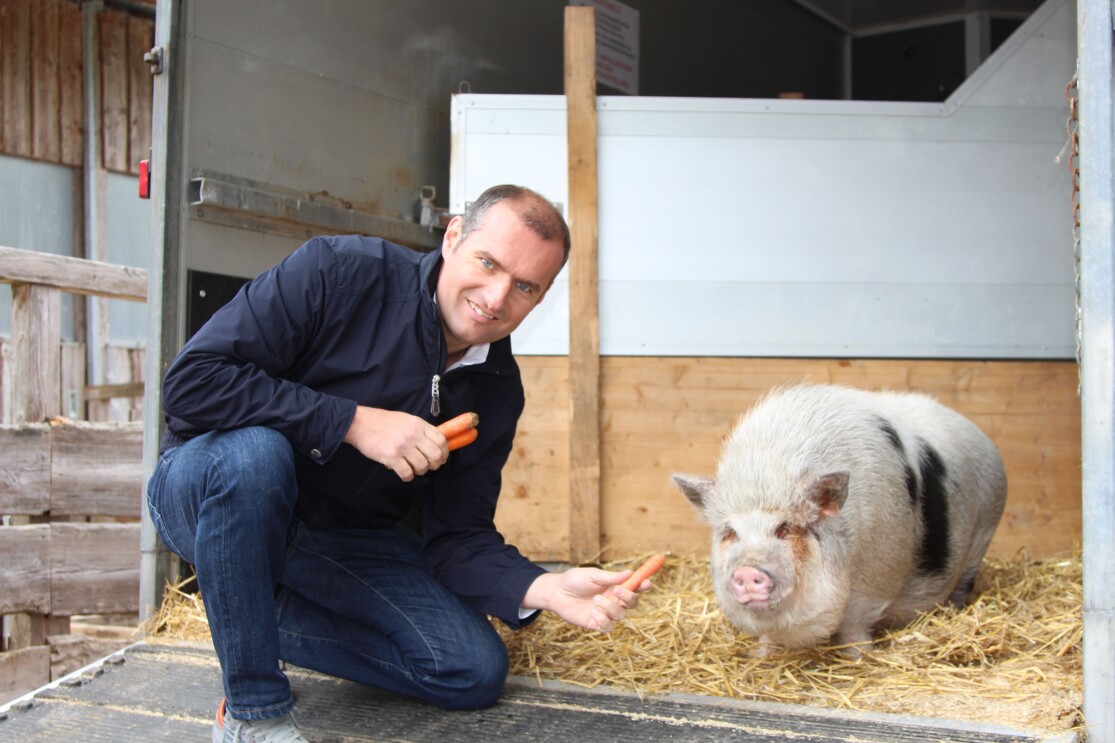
[564, 6, 601, 564]
[10, 284, 62, 424]
[4, 282, 63, 674]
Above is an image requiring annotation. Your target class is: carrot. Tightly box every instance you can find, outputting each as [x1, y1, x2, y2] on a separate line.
[446, 427, 478, 452]
[621, 552, 666, 591]
[437, 412, 479, 439]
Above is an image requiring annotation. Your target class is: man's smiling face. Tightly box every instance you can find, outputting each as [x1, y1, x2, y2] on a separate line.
[436, 200, 566, 358]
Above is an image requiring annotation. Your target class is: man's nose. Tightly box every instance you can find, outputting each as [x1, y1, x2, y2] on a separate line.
[482, 275, 514, 311]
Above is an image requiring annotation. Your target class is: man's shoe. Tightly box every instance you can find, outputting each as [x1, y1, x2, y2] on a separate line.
[212, 698, 309, 743]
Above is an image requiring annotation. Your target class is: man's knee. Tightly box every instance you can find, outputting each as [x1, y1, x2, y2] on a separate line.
[425, 635, 509, 711]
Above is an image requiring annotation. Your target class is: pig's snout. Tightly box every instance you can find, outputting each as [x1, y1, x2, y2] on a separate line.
[731, 566, 775, 607]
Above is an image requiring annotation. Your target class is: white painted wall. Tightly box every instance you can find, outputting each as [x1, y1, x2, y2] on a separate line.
[451, 0, 1075, 359]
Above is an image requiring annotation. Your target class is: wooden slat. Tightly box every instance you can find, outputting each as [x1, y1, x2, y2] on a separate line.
[0, 245, 148, 301]
[51, 420, 144, 517]
[59, 0, 83, 167]
[9, 283, 62, 424]
[0, 646, 50, 706]
[50, 522, 140, 615]
[30, 0, 60, 162]
[564, 5, 601, 565]
[0, 524, 51, 614]
[0, 424, 51, 515]
[0, 0, 32, 157]
[98, 9, 128, 173]
[126, 14, 153, 174]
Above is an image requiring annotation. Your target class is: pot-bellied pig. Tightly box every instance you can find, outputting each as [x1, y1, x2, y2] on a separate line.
[673, 383, 1007, 657]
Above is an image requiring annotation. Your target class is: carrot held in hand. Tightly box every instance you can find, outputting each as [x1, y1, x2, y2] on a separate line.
[446, 427, 478, 452]
[621, 552, 666, 591]
[438, 412, 479, 451]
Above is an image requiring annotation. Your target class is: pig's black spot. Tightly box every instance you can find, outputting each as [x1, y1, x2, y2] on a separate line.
[877, 417, 917, 505]
[903, 463, 918, 505]
[876, 416, 905, 456]
[915, 439, 951, 575]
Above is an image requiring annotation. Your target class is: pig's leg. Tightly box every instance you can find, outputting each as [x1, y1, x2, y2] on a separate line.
[752, 635, 777, 658]
[947, 562, 980, 607]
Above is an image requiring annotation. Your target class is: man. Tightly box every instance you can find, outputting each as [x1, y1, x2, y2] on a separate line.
[147, 185, 650, 743]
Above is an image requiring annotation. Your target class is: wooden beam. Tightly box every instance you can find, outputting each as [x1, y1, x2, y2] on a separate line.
[50, 522, 141, 615]
[0, 424, 51, 515]
[0, 524, 51, 615]
[50, 420, 144, 517]
[0, 245, 147, 301]
[10, 283, 62, 424]
[564, 6, 601, 564]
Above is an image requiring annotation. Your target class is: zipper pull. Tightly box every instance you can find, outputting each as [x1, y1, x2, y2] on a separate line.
[430, 374, 441, 416]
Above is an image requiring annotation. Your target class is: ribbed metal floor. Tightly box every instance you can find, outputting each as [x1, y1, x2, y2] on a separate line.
[0, 643, 1075, 743]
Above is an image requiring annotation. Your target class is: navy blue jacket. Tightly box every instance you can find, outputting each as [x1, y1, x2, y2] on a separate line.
[160, 235, 546, 627]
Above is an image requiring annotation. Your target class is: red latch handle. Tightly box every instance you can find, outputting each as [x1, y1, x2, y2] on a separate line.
[138, 159, 151, 199]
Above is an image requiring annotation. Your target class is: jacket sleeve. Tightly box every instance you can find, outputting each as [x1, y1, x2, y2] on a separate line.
[161, 238, 357, 462]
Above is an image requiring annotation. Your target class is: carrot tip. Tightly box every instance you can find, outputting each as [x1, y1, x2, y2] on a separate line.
[621, 552, 666, 592]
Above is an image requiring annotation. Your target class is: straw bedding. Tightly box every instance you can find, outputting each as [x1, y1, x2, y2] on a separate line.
[148, 548, 1084, 737]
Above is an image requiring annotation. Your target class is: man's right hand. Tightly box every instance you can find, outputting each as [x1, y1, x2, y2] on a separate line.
[343, 406, 449, 481]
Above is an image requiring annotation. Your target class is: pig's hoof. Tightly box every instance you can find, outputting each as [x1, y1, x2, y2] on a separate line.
[750, 636, 777, 658]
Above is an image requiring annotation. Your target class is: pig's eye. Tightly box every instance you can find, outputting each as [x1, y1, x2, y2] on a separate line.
[776, 522, 806, 539]
[719, 527, 739, 544]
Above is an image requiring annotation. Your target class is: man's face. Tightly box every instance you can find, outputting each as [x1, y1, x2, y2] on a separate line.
[436, 201, 566, 355]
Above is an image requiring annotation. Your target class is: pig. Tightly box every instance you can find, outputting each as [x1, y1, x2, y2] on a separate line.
[673, 383, 1007, 657]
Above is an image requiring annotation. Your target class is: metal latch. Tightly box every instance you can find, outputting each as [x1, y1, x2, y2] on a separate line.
[144, 46, 164, 75]
[419, 186, 452, 231]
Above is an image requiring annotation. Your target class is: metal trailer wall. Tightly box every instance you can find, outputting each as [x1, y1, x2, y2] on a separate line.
[1076, 0, 1115, 738]
[451, 0, 1076, 360]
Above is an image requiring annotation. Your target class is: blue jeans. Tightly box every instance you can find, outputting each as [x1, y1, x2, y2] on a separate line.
[146, 427, 509, 720]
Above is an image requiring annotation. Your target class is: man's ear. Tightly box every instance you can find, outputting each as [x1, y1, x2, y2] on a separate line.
[442, 215, 464, 252]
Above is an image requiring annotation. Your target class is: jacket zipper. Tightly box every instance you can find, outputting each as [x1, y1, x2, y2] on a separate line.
[430, 373, 441, 416]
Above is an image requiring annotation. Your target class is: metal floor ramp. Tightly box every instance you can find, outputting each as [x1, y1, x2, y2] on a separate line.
[0, 642, 1075, 743]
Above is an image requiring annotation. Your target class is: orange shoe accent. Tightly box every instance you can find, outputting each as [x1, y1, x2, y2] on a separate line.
[216, 698, 227, 729]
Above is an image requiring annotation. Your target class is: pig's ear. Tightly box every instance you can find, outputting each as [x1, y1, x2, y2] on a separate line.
[672, 474, 716, 509]
[808, 471, 850, 518]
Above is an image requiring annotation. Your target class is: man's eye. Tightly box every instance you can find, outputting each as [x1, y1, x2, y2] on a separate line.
[516, 281, 532, 294]
[480, 257, 494, 269]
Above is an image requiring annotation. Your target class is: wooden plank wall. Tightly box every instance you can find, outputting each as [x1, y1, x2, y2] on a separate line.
[0, 247, 148, 703]
[498, 357, 1082, 564]
[0, 420, 143, 703]
[0, 0, 153, 174]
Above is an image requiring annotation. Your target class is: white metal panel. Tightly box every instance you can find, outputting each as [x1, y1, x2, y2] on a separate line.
[451, 0, 1074, 359]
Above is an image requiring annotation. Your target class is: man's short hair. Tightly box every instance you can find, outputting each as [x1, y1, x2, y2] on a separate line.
[459, 185, 571, 268]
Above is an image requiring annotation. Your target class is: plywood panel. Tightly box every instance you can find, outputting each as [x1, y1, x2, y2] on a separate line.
[499, 357, 1081, 564]
[495, 358, 571, 562]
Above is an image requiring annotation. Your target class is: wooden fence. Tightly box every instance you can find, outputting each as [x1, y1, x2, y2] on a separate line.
[0, 245, 146, 704]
